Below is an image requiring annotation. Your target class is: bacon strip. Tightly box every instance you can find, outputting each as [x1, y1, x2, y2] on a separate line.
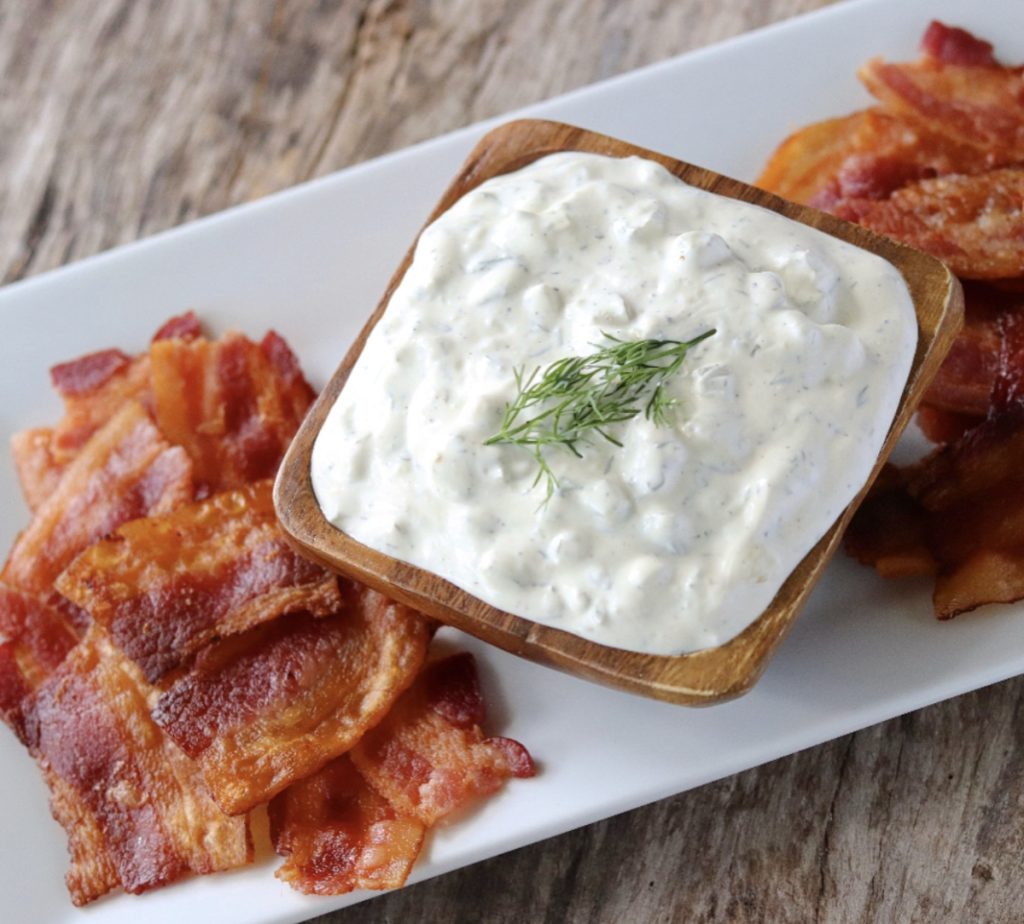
[991, 310, 1024, 412]
[269, 756, 425, 895]
[50, 349, 132, 397]
[10, 428, 65, 512]
[56, 480, 341, 682]
[831, 168, 1024, 280]
[150, 330, 314, 492]
[859, 23, 1024, 162]
[849, 402, 1024, 617]
[919, 283, 1020, 424]
[920, 21, 999, 68]
[50, 354, 151, 465]
[0, 583, 79, 742]
[351, 653, 535, 826]
[2, 401, 193, 605]
[757, 108, 991, 208]
[911, 403, 1024, 617]
[844, 465, 936, 579]
[22, 630, 252, 905]
[915, 405, 980, 445]
[921, 318, 999, 418]
[270, 652, 533, 895]
[42, 313, 206, 476]
[151, 310, 203, 344]
[153, 587, 431, 814]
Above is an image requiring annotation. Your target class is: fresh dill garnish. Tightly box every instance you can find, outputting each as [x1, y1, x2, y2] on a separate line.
[484, 329, 715, 501]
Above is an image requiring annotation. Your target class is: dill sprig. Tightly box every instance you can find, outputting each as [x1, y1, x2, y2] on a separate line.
[484, 329, 715, 500]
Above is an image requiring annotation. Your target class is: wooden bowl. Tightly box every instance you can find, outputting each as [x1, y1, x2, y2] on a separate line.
[274, 119, 963, 706]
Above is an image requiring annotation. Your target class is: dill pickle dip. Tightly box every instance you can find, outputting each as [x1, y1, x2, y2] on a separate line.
[312, 152, 916, 654]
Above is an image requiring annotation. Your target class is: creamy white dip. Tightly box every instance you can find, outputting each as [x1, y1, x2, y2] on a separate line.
[312, 152, 916, 654]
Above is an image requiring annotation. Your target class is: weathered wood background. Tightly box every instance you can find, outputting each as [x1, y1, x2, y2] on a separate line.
[2, 1, 1022, 921]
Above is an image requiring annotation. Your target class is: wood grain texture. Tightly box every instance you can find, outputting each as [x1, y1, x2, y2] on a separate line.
[275, 117, 963, 705]
[2, 1, 1022, 922]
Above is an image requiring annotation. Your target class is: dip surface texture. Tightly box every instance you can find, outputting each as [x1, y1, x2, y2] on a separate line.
[312, 152, 917, 654]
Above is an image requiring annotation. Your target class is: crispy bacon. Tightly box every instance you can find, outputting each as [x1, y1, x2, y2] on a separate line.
[0, 583, 79, 741]
[909, 404, 1024, 616]
[56, 480, 341, 682]
[915, 405, 980, 445]
[920, 21, 999, 68]
[22, 630, 252, 905]
[922, 290, 1004, 419]
[917, 284, 1024, 439]
[260, 330, 317, 422]
[270, 652, 533, 896]
[44, 312, 207, 471]
[50, 354, 152, 465]
[269, 756, 425, 895]
[50, 349, 132, 397]
[2, 401, 193, 605]
[351, 653, 535, 827]
[153, 587, 431, 814]
[151, 310, 203, 343]
[844, 465, 936, 578]
[921, 322, 998, 418]
[851, 403, 1024, 617]
[859, 25, 1024, 162]
[757, 108, 993, 207]
[150, 331, 314, 492]
[43, 765, 121, 905]
[831, 168, 1024, 280]
[10, 428, 64, 511]
[992, 310, 1024, 411]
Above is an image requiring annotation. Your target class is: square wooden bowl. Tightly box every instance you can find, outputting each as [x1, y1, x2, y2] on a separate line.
[274, 119, 963, 705]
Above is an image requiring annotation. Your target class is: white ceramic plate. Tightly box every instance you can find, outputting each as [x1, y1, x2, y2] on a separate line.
[2, 0, 1022, 921]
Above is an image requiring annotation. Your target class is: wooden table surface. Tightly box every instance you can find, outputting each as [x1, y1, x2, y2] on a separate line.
[3, 1, 1022, 921]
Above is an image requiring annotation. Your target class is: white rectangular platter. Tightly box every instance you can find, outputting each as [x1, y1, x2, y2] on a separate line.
[2, 0, 1022, 921]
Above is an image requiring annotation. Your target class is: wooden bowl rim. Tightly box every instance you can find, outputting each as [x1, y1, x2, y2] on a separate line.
[274, 118, 963, 706]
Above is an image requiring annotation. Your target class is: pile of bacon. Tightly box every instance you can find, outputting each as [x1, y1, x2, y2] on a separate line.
[758, 21, 1024, 618]
[0, 312, 533, 906]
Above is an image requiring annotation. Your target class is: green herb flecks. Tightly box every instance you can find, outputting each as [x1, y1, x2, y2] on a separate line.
[484, 329, 715, 501]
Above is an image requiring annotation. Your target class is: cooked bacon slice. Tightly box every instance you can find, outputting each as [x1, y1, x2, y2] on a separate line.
[920, 21, 999, 68]
[44, 312, 205, 471]
[991, 310, 1024, 412]
[757, 108, 992, 208]
[351, 653, 535, 827]
[852, 404, 1024, 616]
[915, 405, 979, 445]
[921, 312, 1000, 418]
[831, 168, 1024, 280]
[10, 428, 64, 511]
[153, 588, 431, 814]
[150, 330, 314, 492]
[911, 402, 1024, 512]
[921, 284, 1012, 420]
[2, 401, 193, 604]
[259, 330, 317, 423]
[844, 465, 936, 579]
[269, 756, 425, 895]
[49, 354, 151, 465]
[22, 630, 252, 905]
[0, 583, 78, 742]
[270, 652, 534, 896]
[859, 23, 1024, 162]
[56, 480, 341, 682]
[43, 765, 121, 905]
[50, 349, 133, 397]
[151, 310, 203, 343]
[917, 284, 1024, 439]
